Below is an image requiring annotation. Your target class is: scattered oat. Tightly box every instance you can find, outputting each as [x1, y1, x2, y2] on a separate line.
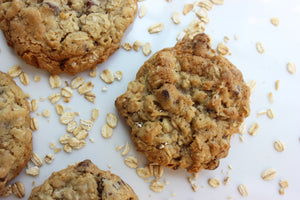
[248, 122, 259, 136]
[153, 165, 164, 179]
[176, 31, 186, 41]
[100, 69, 114, 84]
[73, 127, 82, 138]
[91, 108, 99, 121]
[19, 72, 29, 86]
[116, 145, 124, 151]
[68, 137, 81, 149]
[133, 41, 143, 51]
[40, 97, 46, 102]
[268, 92, 274, 103]
[270, 17, 280, 26]
[164, 180, 170, 185]
[121, 142, 130, 156]
[8, 65, 22, 77]
[71, 76, 85, 89]
[183, 4, 193, 15]
[114, 71, 123, 81]
[256, 42, 265, 53]
[44, 153, 54, 164]
[208, 178, 220, 188]
[42, 109, 50, 118]
[84, 92, 96, 103]
[217, 42, 229, 56]
[266, 109, 274, 119]
[34, 75, 40, 82]
[136, 165, 153, 179]
[199, 0, 213, 10]
[124, 156, 139, 168]
[287, 62, 296, 74]
[31, 152, 43, 167]
[49, 75, 61, 88]
[0, 184, 12, 197]
[257, 110, 266, 117]
[239, 135, 245, 142]
[275, 80, 280, 90]
[279, 180, 289, 188]
[239, 122, 247, 134]
[11, 182, 25, 198]
[150, 180, 164, 193]
[30, 118, 38, 131]
[172, 193, 176, 197]
[75, 129, 88, 140]
[49, 142, 55, 149]
[142, 42, 152, 56]
[238, 184, 248, 196]
[102, 86, 108, 92]
[31, 99, 38, 112]
[223, 176, 230, 185]
[55, 104, 64, 115]
[26, 166, 39, 176]
[184, 19, 205, 38]
[89, 69, 97, 77]
[61, 87, 73, 98]
[80, 119, 93, 131]
[89, 138, 95, 143]
[78, 81, 94, 94]
[191, 184, 198, 192]
[274, 140, 285, 152]
[63, 144, 73, 153]
[48, 92, 61, 104]
[234, 34, 239, 40]
[60, 112, 75, 124]
[247, 80, 256, 93]
[101, 124, 113, 138]
[171, 12, 181, 24]
[224, 36, 230, 43]
[279, 188, 285, 195]
[261, 168, 277, 181]
[148, 23, 164, 34]
[59, 134, 71, 144]
[211, 0, 224, 5]
[139, 5, 147, 18]
[122, 42, 132, 51]
[196, 9, 208, 20]
[106, 113, 118, 128]
[54, 148, 61, 153]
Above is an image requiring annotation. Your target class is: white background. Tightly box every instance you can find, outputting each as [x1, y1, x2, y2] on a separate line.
[1, 0, 300, 199]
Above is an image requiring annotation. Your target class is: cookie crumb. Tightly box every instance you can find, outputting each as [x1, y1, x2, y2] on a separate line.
[133, 41, 143, 51]
[100, 69, 114, 84]
[42, 109, 50, 118]
[279, 188, 285, 195]
[279, 180, 289, 188]
[122, 42, 132, 51]
[34, 75, 40, 82]
[102, 86, 108, 92]
[217, 42, 229, 56]
[89, 69, 97, 77]
[270, 17, 280, 26]
[49, 142, 55, 149]
[114, 71, 123, 81]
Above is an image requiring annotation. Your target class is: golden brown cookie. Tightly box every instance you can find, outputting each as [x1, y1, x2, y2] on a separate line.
[115, 33, 250, 173]
[29, 159, 138, 200]
[0, 0, 137, 75]
[0, 71, 32, 190]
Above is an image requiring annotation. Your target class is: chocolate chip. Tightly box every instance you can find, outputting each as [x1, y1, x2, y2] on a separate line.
[0, 174, 7, 182]
[233, 85, 241, 95]
[87, 0, 97, 8]
[161, 90, 169, 99]
[77, 160, 91, 168]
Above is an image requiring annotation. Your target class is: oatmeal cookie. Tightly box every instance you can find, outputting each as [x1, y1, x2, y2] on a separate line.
[0, 0, 137, 75]
[115, 33, 250, 173]
[0, 71, 32, 190]
[29, 159, 138, 200]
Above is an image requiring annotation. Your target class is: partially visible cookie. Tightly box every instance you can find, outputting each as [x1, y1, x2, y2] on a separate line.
[115, 33, 250, 173]
[0, 0, 137, 75]
[29, 159, 138, 200]
[0, 71, 32, 190]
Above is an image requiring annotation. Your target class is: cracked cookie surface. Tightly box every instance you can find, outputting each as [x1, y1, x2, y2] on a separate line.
[0, 0, 137, 75]
[0, 71, 32, 190]
[29, 159, 138, 200]
[115, 34, 250, 173]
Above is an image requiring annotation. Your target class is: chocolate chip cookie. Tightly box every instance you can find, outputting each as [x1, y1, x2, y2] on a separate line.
[0, 0, 137, 75]
[29, 159, 138, 200]
[0, 71, 32, 190]
[115, 33, 250, 173]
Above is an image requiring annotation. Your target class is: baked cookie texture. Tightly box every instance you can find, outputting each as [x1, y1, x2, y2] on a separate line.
[0, 71, 32, 190]
[0, 0, 137, 75]
[115, 34, 250, 173]
[29, 159, 138, 200]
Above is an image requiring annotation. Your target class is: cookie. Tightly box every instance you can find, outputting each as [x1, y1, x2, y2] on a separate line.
[0, 0, 137, 75]
[0, 71, 32, 190]
[29, 159, 138, 200]
[115, 33, 250, 173]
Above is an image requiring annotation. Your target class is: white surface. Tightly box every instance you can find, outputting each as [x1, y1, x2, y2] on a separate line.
[1, 0, 300, 199]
